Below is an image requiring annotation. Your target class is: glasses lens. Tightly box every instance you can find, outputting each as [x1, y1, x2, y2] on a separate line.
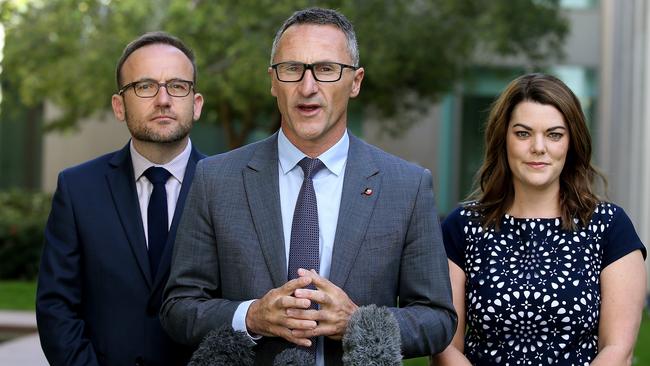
[166, 80, 192, 97]
[313, 63, 343, 82]
[276, 63, 305, 82]
[133, 81, 159, 97]
[130, 80, 192, 97]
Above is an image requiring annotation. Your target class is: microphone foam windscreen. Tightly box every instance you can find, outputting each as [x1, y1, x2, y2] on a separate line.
[342, 304, 402, 366]
[273, 347, 314, 366]
[187, 325, 255, 366]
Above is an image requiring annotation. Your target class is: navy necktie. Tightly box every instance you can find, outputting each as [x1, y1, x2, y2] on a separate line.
[288, 157, 325, 282]
[144, 167, 171, 278]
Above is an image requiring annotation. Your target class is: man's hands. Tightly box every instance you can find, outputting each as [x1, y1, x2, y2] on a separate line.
[245, 276, 318, 346]
[290, 269, 358, 341]
[245, 269, 358, 346]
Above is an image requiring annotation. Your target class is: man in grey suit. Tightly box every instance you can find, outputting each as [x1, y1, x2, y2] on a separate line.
[161, 7, 456, 365]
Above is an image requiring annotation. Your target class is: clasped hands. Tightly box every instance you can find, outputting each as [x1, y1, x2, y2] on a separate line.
[245, 268, 358, 347]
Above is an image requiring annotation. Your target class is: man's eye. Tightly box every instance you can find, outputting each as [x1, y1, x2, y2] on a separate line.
[169, 82, 188, 90]
[282, 64, 303, 72]
[136, 82, 155, 90]
[316, 64, 336, 73]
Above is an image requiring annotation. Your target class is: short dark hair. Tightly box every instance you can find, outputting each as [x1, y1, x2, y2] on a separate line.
[270, 7, 359, 67]
[471, 73, 605, 230]
[115, 31, 196, 89]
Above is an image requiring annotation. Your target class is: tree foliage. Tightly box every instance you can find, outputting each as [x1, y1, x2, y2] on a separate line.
[1, 0, 568, 148]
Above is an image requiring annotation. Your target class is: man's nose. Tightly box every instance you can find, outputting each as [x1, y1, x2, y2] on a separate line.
[154, 84, 172, 105]
[298, 69, 319, 96]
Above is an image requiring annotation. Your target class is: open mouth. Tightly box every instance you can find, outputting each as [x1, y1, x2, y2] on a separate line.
[297, 104, 320, 113]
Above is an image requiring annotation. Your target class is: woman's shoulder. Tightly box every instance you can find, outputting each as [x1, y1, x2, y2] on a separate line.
[445, 201, 482, 220]
[442, 201, 484, 232]
[590, 202, 647, 264]
[589, 201, 627, 223]
[587, 201, 639, 244]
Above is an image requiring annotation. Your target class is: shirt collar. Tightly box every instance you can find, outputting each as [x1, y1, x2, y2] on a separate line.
[130, 139, 192, 183]
[277, 129, 349, 177]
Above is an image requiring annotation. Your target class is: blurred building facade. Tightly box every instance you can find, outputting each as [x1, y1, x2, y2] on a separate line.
[365, 0, 601, 213]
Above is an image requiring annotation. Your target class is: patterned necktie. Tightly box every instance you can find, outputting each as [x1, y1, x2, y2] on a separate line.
[288, 157, 325, 283]
[144, 167, 171, 278]
[288, 157, 325, 357]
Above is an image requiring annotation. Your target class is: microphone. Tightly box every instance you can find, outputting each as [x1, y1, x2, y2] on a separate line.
[273, 347, 314, 366]
[187, 325, 255, 366]
[342, 304, 402, 366]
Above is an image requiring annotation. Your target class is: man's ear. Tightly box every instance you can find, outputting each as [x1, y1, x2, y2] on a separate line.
[349, 67, 364, 98]
[193, 93, 204, 121]
[269, 67, 278, 97]
[111, 94, 126, 121]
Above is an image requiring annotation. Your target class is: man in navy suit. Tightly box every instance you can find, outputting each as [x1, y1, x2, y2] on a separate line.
[36, 32, 205, 366]
[161, 8, 456, 365]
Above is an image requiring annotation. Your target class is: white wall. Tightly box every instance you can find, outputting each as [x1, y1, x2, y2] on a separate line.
[41, 103, 130, 192]
[362, 104, 441, 175]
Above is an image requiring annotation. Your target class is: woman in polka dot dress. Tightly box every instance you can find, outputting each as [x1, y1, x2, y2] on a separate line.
[432, 73, 646, 366]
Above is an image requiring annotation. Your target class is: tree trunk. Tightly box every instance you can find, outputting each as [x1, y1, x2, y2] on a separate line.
[23, 103, 43, 190]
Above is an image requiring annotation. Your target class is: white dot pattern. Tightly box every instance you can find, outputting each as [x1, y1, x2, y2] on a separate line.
[450, 202, 628, 365]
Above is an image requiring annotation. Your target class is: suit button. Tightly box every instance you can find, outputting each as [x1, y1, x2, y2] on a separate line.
[135, 356, 145, 366]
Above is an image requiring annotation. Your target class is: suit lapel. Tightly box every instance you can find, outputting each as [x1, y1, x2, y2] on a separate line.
[328, 135, 380, 287]
[152, 147, 205, 289]
[106, 143, 152, 287]
[243, 134, 287, 288]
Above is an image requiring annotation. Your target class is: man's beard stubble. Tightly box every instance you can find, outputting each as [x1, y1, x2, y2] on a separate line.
[124, 105, 193, 144]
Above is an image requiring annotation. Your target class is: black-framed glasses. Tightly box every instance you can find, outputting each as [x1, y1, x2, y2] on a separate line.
[118, 79, 194, 98]
[271, 62, 358, 82]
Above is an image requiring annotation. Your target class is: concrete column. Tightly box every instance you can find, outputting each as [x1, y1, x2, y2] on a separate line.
[599, 0, 649, 289]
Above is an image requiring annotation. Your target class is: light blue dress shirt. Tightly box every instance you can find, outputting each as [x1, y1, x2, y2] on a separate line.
[232, 129, 348, 366]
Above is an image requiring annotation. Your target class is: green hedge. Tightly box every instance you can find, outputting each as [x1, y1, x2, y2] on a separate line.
[0, 190, 51, 279]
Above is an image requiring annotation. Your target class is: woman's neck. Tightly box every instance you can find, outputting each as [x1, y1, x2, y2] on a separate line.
[508, 184, 561, 218]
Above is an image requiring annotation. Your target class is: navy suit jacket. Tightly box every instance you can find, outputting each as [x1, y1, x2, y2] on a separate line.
[161, 132, 457, 365]
[37, 142, 204, 366]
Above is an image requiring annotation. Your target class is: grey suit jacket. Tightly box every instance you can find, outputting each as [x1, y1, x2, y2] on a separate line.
[161, 132, 456, 365]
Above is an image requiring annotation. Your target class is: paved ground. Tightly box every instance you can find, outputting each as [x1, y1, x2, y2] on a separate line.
[0, 310, 47, 366]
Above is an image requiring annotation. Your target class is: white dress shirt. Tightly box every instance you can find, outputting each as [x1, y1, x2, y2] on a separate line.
[232, 129, 348, 365]
[131, 140, 192, 247]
